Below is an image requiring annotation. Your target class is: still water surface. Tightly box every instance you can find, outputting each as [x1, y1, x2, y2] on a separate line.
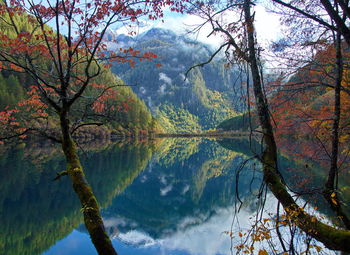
[0, 138, 329, 255]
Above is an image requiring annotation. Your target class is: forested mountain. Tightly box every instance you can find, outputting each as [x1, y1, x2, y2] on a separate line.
[2, 0, 350, 254]
[0, 22, 243, 135]
[0, 14, 157, 138]
[0, 73, 25, 109]
[97, 139, 259, 241]
[109, 28, 243, 132]
[0, 70, 157, 136]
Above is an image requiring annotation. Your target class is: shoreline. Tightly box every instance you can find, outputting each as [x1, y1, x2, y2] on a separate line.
[155, 131, 250, 138]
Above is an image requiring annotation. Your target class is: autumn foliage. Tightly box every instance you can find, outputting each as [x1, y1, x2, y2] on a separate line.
[0, 1, 188, 254]
[263, 44, 350, 169]
[0, 0, 187, 143]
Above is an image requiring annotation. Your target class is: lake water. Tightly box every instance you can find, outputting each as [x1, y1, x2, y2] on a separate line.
[0, 138, 336, 255]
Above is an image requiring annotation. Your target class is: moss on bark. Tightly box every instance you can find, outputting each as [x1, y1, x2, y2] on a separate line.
[61, 115, 117, 255]
[244, 0, 350, 252]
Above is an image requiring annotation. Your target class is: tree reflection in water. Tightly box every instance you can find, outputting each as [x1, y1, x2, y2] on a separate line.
[0, 138, 343, 255]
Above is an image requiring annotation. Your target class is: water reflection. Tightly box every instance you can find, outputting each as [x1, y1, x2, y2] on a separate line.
[102, 138, 261, 240]
[0, 141, 153, 255]
[0, 138, 336, 255]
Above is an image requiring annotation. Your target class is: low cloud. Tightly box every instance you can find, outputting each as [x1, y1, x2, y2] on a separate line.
[159, 72, 172, 85]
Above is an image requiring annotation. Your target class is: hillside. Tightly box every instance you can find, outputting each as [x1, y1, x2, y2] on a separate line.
[108, 28, 243, 132]
[0, 13, 158, 139]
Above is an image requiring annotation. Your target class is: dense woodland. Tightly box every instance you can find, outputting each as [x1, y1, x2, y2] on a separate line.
[0, 12, 158, 140]
[1, 0, 350, 254]
[110, 28, 240, 132]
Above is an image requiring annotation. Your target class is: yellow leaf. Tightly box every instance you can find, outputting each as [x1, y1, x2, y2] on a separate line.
[315, 245, 322, 252]
[263, 218, 270, 223]
[331, 198, 338, 205]
[279, 220, 287, 225]
[258, 249, 268, 255]
[264, 233, 271, 239]
[331, 192, 336, 198]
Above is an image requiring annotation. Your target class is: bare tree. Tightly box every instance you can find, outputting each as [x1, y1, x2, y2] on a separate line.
[186, 0, 350, 252]
[0, 0, 185, 254]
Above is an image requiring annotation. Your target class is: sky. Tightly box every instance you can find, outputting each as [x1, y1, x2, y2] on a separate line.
[43, 0, 282, 63]
[44, 194, 282, 255]
[43, 0, 283, 69]
[114, 4, 282, 51]
[112, 2, 283, 70]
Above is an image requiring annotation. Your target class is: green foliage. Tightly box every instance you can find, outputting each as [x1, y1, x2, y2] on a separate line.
[104, 139, 260, 238]
[111, 28, 242, 132]
[217, 113, 258, 131]
[0, 67, 155, 134]
[0, 73, 25, 109]
[0, 142, 154, 255]
[154, 138, 201, 165]
[0, 12, 38, 38]
[77, 68, 155, 132]
[0, 11, 156, 136]
[155, 103, 202, 133]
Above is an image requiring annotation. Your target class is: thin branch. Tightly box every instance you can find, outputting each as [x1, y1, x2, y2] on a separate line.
[271, 0, 337, 31]
[185, 42, 229, 78]
[71, 122, 103, 135]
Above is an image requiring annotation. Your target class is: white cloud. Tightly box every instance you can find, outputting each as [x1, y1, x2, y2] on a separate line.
[109, 4, 282, 69]
[254, 5, 282, 46]
[113, 20, 150, 39]
[159, 72, 172, 85]
[160, 208, 235, 255]
[139, 86, 147, 94]
[159, 174, 167, 185]
[110, 204, 259, 255]
[152, 5, 281, 51]
[156, 15, 224, 49]
[109, 3, 281, 54]
[109, 194, 335, 254]
[158, 84, 166, 94]
[182, 184, 190, 194]
[160, 184, 173, 196]
[118, 230, 156, 247]
[147, 96, 153, 109]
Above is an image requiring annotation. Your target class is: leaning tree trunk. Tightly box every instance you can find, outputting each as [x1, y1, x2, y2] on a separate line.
[323, 29, 350, 229]
[243, 0, 350, 252]
[60, 114, 118, 255]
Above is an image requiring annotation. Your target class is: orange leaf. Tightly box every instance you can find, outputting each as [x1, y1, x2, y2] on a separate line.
[258, 249, 268, 255]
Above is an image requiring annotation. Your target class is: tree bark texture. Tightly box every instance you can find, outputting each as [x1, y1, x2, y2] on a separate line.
[60, 114, 118, 255]
[243, 0, 350, 252]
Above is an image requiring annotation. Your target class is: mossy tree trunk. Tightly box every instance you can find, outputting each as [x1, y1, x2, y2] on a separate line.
[60, 113, 118, 255]
[243, 0, 350, 252]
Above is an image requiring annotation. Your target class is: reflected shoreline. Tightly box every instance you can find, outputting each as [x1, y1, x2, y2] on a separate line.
[0, 137, 343, 255]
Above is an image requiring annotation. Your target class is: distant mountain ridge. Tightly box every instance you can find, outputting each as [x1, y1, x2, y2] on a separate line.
[107, 28, 243, 132]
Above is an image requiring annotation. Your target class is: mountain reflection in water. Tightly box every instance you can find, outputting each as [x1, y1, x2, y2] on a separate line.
[0, 138, 331, 255]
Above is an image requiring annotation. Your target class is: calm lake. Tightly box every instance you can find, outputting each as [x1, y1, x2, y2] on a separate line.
[0, 138, 336, 255]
